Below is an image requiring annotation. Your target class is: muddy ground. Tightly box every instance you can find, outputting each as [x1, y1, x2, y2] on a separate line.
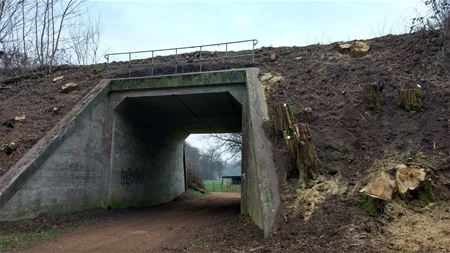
[1, 30, 450, 252]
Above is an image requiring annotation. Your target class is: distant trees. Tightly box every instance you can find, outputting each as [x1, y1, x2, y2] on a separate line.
[185, 141, 241, 180]
[185, 144, 225, 180]
[0, 0, 101, 74]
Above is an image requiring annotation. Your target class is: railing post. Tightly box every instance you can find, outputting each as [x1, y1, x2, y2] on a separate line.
[252, 40, 256, 63]
[175, 48, 178, 74]
[199, 46, 202, 72]
[128, 53, 131, 77]
[105, 55, 110, 78]
[225, 43, 228, 70]
[151, 51, 154, 76]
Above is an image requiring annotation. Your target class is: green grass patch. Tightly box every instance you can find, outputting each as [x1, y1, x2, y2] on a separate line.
[361, 196, 386, 217]
[203, 180, 240, 192]
[410, 183, 436, 207]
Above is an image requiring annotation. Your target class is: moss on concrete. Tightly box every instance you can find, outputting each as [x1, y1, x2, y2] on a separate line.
[109, 70, 247, 91]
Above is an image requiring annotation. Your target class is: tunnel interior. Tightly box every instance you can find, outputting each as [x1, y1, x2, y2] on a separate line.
[108, 92, 244, 209]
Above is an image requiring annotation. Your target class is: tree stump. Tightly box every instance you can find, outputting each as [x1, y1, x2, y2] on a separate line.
[272, 103, 296, 135]
[397, 84, 422, 112]
[292, 123, 321, 188]
[303, 107, 313, 124]
[362, 83, 382, 111]
[271, 103, 322, 188]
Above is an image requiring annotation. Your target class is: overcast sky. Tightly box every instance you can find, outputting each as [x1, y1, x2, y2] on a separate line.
[89, 0, 427, 150]
[92, 0, 426, 53]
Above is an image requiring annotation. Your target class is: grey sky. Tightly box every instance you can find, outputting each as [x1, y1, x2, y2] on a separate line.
[92, 0, 426, 56]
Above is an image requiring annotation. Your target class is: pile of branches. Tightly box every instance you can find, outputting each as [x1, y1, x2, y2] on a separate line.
[186, 163, 207, 194]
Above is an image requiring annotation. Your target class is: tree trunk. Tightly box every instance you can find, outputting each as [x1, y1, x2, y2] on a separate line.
[271, 103, 322, 188]
[272, 103, 296, 135]
[292, 123, 321, 188]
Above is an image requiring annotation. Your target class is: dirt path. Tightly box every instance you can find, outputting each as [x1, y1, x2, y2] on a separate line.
[15, 192, 240, 253]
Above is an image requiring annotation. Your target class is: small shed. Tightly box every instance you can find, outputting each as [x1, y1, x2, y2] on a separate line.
[221, 175, 241, 185]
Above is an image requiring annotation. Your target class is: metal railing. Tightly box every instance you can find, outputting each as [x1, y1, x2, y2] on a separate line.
[104, 39, 258, 77]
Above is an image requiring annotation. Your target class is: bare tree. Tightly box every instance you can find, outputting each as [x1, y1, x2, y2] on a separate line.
[0, 0, 100, 74]
[208, 133, 242, 161]
[0, 0, 21, 43]
[411, 0, 450, 31]
[70, 13, 101, 65]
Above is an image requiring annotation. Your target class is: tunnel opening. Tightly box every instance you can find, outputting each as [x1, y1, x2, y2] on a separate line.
[108, 92, 244, 210]
[185, 133, 242, 195]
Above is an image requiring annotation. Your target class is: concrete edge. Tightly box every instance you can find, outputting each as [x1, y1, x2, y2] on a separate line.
[245, 68, 280, 236]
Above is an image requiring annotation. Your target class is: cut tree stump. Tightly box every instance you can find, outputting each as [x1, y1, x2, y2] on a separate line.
[272, 103, 296, 135]
[363, 83, 382, 111]
[271, 103, 322, 188]
[303, 107, 313, 123]
[292, 123, 321, 188]
[397, 84, 422, 112]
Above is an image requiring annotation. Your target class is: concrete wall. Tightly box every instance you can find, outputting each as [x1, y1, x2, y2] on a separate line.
[107, 103, 186, 208]
[0, 69, 279, 236]
[244, 70, 279, 235]
[0, 87, 110, 219]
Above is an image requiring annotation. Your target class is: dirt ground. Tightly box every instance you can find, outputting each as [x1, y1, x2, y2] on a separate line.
[6, 192, 240, 253]
[383, 202, 450, 252]
[1, 30, 450, 252]
[0, 65, 104, 175]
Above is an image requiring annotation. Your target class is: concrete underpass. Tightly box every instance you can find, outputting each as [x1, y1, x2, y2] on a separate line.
[0, 68, 279, 236]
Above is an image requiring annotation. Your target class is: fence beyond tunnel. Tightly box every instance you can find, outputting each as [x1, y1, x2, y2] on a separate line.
[0, 69, 279, 236]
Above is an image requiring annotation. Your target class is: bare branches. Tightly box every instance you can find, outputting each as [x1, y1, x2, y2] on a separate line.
[411, 0, 450, 31]
[208, 133, 242, 162]
[0, 0, 100, 74]
[69, 13, 101, 65]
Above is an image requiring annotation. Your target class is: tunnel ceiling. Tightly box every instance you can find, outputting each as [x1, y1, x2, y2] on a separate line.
[116, 92, 243, 134]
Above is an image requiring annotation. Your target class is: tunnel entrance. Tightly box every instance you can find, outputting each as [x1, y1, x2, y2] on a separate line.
[108, 92, 243, 208]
